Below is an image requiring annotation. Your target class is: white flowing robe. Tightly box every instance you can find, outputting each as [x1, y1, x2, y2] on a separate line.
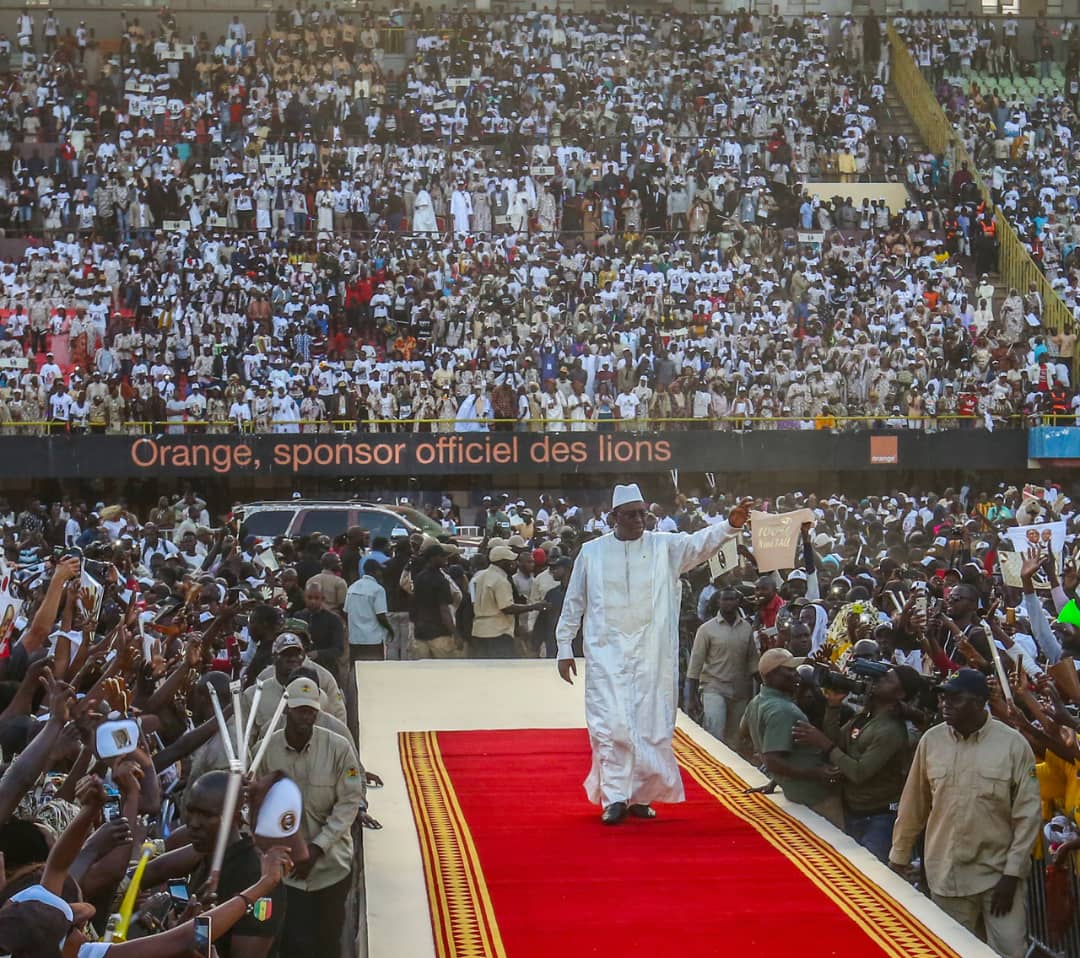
[555, 522, 735, 807]
[508, 192, 530, 233]
[454, 394, 490, 432]
[316, 190, 334, 233]
[413, 189, 439, 233]
[451, 189, 473, 235]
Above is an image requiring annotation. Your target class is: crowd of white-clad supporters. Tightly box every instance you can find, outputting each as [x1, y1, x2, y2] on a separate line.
[0, 7, 895, 239]
[0, 7, 1074, 431]
[894, 16, 1080, 320]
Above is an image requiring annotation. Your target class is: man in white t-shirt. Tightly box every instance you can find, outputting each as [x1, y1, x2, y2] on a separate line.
[64, 509, 82, 547]
[39, 353, 62, 389]
[48, 384, 73, 430]
[614, 388, 640, 429]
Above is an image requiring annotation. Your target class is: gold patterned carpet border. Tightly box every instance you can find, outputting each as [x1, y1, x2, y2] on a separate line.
[399, 730, 507, 958]
[673, 728, 962, 958]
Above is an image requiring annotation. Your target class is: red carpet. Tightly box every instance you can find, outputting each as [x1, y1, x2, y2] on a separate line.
[401, 728, 962, 958]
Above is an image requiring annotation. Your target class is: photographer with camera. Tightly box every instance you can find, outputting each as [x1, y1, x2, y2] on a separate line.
[792, 663, 923, 863]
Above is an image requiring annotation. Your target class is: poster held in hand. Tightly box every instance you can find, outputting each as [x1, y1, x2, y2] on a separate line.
[707, 537, 739, 580]
[1004, 522, 1066, 573]
[749, 509, 815, 572]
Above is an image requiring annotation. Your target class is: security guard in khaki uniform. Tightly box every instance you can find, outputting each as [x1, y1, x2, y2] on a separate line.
[259, 677, 365, 955]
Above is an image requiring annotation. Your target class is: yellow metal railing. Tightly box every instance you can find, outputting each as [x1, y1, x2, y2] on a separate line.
[888, 23, 1076, 354]
[0, 413, 1041, 434]
[378, 27, 406, 55]
[889, 25, 960, 159]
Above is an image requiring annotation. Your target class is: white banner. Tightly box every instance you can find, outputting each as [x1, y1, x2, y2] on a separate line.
[0, 559, 22, 657]
[750, 509, 815, 573]
[79, 569, 104, 624]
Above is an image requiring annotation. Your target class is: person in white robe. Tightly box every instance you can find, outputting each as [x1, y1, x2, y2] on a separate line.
[556, 484, 750, 824]
[508, 190, 530, 234]
[537, 185, 558, 234]
[451, 186, 473, 235]
[454, 389, 491, 432]
[271, 387, 300, 434]
[316, 188, 335, 236]
[413, 188, 439, 233]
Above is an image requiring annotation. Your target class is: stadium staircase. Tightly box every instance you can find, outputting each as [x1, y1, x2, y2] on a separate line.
[880, 66, 1014, 315]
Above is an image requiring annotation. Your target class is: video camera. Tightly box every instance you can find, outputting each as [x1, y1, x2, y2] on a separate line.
[801, 656, 936, 711]
[802, 655, 892, 696]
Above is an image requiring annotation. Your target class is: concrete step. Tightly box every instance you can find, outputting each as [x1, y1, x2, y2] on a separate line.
[880, 91, 928, 154]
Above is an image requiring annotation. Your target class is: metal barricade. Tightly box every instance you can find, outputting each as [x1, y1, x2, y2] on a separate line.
[1026, 857, 1080, 958]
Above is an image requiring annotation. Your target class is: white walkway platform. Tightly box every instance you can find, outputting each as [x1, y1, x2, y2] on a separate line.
[356, 659, 994, 958]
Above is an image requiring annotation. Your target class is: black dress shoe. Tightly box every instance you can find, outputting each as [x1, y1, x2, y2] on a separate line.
[601, 801, 628, 824]
[628, 803, 657, 819]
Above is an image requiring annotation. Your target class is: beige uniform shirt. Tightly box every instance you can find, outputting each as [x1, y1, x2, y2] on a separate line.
[686, 616, 758, 700]
[308, 571, 348, 610]
[259, 725, 365, 891]
[471, 566, 515, 638]
[889, 718, 1040, 896]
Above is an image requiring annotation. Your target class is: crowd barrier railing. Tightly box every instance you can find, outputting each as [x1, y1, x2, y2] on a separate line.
[0, 413, 1043, 435]
[1025, 857, 1080, 958]
[887, 22, 1077, 378]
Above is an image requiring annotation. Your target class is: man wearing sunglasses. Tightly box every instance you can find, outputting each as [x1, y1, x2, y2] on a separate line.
[555, 483, 750, 825]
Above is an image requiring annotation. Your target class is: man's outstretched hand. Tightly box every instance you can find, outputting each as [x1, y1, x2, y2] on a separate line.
[558, 658, 577, 685]
[728, 497, 754, 529]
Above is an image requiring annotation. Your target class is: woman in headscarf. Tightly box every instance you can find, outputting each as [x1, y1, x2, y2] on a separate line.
[800, 602, 830, 654]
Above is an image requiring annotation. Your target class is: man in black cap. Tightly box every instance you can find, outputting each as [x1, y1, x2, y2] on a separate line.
[531, 556, 575, 659]
[890, 669, 1040, 958]
[409, 544, 459, 659]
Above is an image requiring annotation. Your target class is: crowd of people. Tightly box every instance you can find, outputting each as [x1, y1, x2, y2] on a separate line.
[0, 4, 1077, 957]
[0, 487, 379, 955]
[0, 476, 1077, 955]
[898, 15, 1080, 324]
[0, 7, 894, 239]
[0, 8, 1074, 431]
